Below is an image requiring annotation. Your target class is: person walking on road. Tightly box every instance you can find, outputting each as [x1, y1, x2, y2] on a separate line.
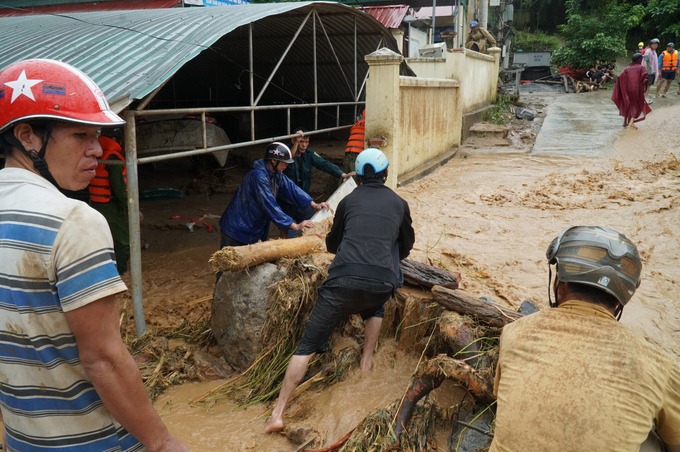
[264, 148, 415, 434]
[656, 42, 678, 98]
[218, 142, 328, 248]
[643, 38, 660, 87]
[279, 128, 353, 238]
[0, 59, 189, 452]
[612, 53, 649, 129]
[490, 226, 680, 452]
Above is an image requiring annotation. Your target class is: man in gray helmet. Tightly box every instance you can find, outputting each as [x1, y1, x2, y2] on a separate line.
[490, 226, 680, 452]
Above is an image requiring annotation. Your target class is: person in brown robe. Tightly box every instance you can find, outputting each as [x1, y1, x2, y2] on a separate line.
[465, 21, 497, 54]
[612, 53, 649, 129]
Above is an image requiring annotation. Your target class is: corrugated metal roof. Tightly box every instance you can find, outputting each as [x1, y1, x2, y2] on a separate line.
[0, 0, 181, 17]
[0, 2, 403, 112]
[365, 5, 408, 29]
[414, 5, 460, 18]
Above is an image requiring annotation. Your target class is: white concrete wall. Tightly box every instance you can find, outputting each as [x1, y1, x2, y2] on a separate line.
[365, 49, 461, 188]
[406, 47, 501, 113]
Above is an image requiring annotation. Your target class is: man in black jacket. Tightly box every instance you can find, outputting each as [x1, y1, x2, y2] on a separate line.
[265, 148, 415, 433]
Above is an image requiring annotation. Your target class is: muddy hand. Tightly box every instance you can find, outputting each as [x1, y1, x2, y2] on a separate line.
[341, 172, 356, 181]
[290, 220, 314, 231]
[311, 201, 330, 211]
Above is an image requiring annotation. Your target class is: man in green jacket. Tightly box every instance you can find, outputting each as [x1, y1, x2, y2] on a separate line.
[89, 135, 139, 274]
[278, 128, 353, 237]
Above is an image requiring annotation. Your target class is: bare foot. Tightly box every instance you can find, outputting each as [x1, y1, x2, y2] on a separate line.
[628, 123, 638, 130]
[662, 94, 667, 98]
[360, 358, 373, 372]
[264, 416, 284, 434]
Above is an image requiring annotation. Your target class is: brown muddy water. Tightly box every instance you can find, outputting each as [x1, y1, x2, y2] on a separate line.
[155, 342, 419, 451]
[153, 96, 680, 450]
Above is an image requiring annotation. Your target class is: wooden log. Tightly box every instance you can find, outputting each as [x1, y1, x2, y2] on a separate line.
[438, 313, 489, 369]
[432, 286, 524, 328]
[401, 259, 461, 290]
[209, 236, 324, 272]
[394, 354, 494, 439]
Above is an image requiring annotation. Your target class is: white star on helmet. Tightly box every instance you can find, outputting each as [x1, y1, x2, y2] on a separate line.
[5, 70, 43, 103]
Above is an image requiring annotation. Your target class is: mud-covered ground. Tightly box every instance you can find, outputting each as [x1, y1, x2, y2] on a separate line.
[118, 93, 680, 450]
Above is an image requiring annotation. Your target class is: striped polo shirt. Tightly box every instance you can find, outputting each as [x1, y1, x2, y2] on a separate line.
[0, 168, 144, 452]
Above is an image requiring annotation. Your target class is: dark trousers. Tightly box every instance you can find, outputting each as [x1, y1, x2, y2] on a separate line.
[113, 239, 130, 275]
[294, 276, 394, 356]
[278, 200, 315, 238]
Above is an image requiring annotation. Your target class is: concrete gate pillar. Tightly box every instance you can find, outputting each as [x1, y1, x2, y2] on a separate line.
[365, 48, 403, 189]
[488, 47, 502, 102]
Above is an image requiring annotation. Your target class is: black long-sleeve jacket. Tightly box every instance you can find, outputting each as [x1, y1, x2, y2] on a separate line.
[325, 179, 415, 288]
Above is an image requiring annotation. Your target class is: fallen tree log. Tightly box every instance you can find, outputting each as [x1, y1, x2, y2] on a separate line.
[439, 313, 488, 369]
[209, 236, 324, 272]
[394, 354, 495, 439]
[432, 286, 524, 328]
[401, 259, 461, 290]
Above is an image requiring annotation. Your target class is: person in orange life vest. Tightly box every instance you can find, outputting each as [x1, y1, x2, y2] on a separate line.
[344, 109, 366, 183]
[656, 42, 678, 98]
[89, 135, 141, 274]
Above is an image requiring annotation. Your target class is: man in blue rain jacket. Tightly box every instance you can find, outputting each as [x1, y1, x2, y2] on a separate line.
[218, 142, 329, 248]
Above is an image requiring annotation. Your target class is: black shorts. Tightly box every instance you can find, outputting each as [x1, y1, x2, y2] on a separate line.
[649, 73, 656, 85]
[661, 70, 676, 80]
[294, 276, 394, 356]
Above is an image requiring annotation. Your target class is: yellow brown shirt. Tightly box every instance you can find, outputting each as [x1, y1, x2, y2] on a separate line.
[490, 299, 680, 452]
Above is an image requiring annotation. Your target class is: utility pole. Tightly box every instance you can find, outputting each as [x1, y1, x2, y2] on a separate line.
[479, 0, 488, 29]
[431, 0, 437, 44]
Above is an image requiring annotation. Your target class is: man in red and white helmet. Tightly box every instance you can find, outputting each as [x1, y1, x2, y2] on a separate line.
[0, 60, 189, 452]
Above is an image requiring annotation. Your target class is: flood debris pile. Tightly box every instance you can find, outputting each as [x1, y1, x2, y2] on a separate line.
[309, 282, 530, 452]
[476, 155, 680, 211]
[207, 255, 364, 408]
[124, 314, 228, 401]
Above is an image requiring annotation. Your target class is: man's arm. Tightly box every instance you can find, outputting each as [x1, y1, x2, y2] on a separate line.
[311, 151, 344, 179]
[482, 28, 497, 47]
[325, 198, 346, 254]
[65, 296, 188, 452]
[277, 172, 314, 208]
[107, 157, 128, 209]
[398, 200, 415, 260]
[253, 174, 298, 230]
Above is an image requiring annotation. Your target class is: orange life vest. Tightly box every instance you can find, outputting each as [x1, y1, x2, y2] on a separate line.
[345, 119, 365, 154]
[89, 137, 127, 203]
[662, 50, 678, 71]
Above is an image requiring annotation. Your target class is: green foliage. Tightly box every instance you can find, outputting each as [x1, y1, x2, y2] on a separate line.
[483, 95, 513, 125]
[513, 30, 560, 52]
[551, 0, 646, 69]
[647, 0, 680, 39]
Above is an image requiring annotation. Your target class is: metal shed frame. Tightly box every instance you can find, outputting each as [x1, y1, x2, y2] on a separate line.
[106, 5, 390, 336]
[0, 2, 407, 337]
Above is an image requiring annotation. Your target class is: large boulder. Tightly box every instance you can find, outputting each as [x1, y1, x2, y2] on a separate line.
[211, 263, 287, 372]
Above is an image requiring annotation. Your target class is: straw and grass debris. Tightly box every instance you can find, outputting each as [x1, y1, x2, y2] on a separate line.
[209, 256, 359, 407]
[124, 314, 221, 401]
[339, 400, 442, 452]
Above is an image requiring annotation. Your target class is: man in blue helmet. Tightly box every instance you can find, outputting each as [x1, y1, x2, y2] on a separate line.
[265, 148, 415, 434]
[490, 226, 680, 452]
[465, 20, 496, 54]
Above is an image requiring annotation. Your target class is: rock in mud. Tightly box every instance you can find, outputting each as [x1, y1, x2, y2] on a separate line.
[192, 351, 234, 380]
[211, 263, 287, 372]
[450, 408, 494, 452]
[286, 426, 313, 445]
[518, 300, 539, 315]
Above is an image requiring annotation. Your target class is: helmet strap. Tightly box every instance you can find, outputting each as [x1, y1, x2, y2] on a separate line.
[548, 265, 556, 308]
[614, 304, 623, 321]
[6, 122, 61, 190]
